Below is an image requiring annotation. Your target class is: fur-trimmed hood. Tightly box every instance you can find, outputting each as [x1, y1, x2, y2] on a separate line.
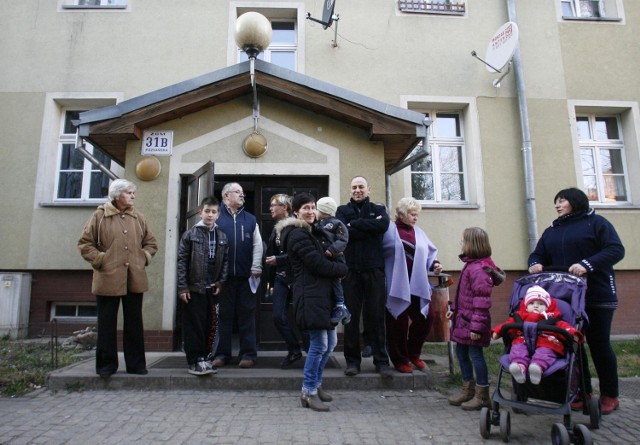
[275, 216, 311, 239]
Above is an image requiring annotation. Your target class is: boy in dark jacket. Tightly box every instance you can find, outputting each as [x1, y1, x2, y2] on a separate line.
[177, 197, 229, 376]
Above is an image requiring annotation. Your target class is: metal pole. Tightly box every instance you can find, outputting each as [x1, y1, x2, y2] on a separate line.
[75, 143, 119, 181]
[507, 0, 538, 252]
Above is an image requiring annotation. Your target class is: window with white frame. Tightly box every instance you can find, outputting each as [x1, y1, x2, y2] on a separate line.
[62, 0, 127, 8]
[238, 19, 297, 70]
[560, 0, 621, 20]
[55, 110, 123, 201]
[576, 114, 628, 203]
[410, 112, 467, 202]
[398, 0, 466, 15]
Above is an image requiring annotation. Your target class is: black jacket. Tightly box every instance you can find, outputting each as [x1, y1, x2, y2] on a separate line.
[276, 218, 348, 330]
[265, 222, 291, 287]
[177, 223, 229, 294]
[336, 197, 389, 271]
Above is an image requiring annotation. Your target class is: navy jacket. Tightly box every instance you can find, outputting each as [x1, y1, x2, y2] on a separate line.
[336, 197, 389, 271]
[217, 204, 259, 279]
[528, 209, 625, 309]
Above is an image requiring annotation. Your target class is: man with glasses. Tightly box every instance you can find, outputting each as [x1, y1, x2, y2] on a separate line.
[211, 182, 263, 368]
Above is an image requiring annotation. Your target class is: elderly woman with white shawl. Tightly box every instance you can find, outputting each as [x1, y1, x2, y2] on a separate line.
[382, 197, 442, 373]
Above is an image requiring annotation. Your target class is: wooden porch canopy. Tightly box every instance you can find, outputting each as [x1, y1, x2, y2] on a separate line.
[76, 60, 428, 173]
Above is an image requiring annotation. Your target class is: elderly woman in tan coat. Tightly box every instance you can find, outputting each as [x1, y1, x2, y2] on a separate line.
[78, 179, 157, 377]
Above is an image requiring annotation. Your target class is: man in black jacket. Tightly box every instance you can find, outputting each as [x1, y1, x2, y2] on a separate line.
[336, 176, 393, 378]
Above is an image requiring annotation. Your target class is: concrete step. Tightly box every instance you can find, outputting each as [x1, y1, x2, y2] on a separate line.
[46, 351, 452, 392]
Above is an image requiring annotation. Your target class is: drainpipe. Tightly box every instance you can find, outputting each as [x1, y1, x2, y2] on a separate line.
[507, 0, 538, 252]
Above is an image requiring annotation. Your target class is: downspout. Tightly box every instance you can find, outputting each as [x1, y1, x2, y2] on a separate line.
[507, 0, 538, 252]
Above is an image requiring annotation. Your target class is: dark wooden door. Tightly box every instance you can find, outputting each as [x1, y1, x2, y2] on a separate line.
[214, 175, 328, 350]
[174, 161, 215, 350]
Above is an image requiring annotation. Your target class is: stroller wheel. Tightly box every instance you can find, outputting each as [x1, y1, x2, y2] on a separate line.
[587, 396, 600, 429]
[550, 423, 570, 445]
[572, 424, 593, 445]
[499, 410, 511, 443]
[479, 407, 491, 439]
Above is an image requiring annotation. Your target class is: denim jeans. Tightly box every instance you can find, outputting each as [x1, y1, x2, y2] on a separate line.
[302, 329, 337, 395]
[455, 343, 488, 386]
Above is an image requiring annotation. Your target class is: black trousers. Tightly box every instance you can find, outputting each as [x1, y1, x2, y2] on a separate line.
[182, 289, 217, 365]
[96, 293, 146, 374]
[342, 268, 390, 368]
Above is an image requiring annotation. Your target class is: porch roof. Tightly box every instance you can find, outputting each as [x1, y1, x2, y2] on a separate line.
[76, 60, 428, 173]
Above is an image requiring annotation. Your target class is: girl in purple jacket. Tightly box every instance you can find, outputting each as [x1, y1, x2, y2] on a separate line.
[446, 227, 505, 410]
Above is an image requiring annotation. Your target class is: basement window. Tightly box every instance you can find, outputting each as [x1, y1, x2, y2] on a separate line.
[51, 303, 97, 321]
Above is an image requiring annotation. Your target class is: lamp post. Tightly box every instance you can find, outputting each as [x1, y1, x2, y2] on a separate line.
[234, 12, 272, 158]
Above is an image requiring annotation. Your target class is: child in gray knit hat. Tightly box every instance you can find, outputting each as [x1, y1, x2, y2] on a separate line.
[315, 197, 351, 325]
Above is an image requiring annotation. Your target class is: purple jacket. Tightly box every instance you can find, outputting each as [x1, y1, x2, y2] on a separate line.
[450, 256, 504, 347]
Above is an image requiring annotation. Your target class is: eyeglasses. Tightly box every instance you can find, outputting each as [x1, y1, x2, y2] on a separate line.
[228, 190, 244, 196]
[269, 203, 284, 208]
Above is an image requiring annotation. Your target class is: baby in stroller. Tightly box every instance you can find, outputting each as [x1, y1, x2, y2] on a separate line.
[491, 285, 583, 385]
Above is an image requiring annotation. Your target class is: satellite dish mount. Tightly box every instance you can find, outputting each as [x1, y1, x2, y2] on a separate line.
[471, 22, 519, 88]
[307, 0, 340, 47]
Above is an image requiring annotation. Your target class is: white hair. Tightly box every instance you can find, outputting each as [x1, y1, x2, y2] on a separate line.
[108, 179, 136, 201]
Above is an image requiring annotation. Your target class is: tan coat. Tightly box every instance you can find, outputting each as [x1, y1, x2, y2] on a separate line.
[78, 201, 158, 296]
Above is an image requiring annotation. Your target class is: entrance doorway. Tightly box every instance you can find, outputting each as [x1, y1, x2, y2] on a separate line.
[213, 175, 329, 351]
[175, 169, 329, 351]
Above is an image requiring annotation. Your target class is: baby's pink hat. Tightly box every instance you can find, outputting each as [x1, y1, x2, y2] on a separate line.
[524, 285, 551, 308]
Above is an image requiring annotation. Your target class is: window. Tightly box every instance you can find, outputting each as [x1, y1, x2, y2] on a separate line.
[398, 0, 466, 15]
[62, 0, 127, 8]
[410, 112, 467, 202]
[560, 0, 622, 20]
[55, 110, 123, 201]
[576, 114, 628, 203]
[238, 19, 297, 71]
[51, 303, 97, 321]
[231, 4, 305, 72]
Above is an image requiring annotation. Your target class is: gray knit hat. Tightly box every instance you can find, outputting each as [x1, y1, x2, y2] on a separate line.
[316, 197, 337, 216]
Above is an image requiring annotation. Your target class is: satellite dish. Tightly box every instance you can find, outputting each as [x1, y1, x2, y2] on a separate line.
[322, 0, 336, 29]
[485, 22, 519, 73]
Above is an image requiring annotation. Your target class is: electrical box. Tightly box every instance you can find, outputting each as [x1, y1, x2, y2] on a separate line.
[0, 273, 32, 339]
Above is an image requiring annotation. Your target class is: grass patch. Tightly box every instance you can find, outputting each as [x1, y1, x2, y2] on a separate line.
[425, 337, 640, 388]
[0, 335, 85, 397]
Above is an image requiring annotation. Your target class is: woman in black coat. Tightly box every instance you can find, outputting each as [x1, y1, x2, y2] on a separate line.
[275, 193, 348, 412]
[528, 187, 625, 415]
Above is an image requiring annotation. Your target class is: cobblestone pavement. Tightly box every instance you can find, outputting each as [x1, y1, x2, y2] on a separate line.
[0, 387, 638, 444]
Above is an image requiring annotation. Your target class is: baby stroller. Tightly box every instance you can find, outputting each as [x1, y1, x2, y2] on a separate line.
[480, 272, 600, 444]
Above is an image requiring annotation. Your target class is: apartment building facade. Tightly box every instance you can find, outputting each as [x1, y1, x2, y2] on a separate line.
[0, 0, 637, 348]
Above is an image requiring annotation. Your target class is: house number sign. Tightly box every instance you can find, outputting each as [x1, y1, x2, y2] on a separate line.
[141, 130, 173, 156]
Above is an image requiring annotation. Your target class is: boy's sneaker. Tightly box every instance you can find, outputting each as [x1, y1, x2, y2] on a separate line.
[528, 363, 542, 385]
[509, 363, 526, 384]
[188, 358, 216, 376]
[330, 305, 352, 325]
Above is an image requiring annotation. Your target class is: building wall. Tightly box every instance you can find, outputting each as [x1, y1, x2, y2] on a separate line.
[1, 1, 638, 339]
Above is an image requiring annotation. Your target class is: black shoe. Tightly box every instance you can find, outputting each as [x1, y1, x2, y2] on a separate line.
[375, 364, 394, 380]
[126, 369, 148, 375]
[280, 351, 303, 369]
[98, 371, 115, 378]
[344, 366, 360, 377]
